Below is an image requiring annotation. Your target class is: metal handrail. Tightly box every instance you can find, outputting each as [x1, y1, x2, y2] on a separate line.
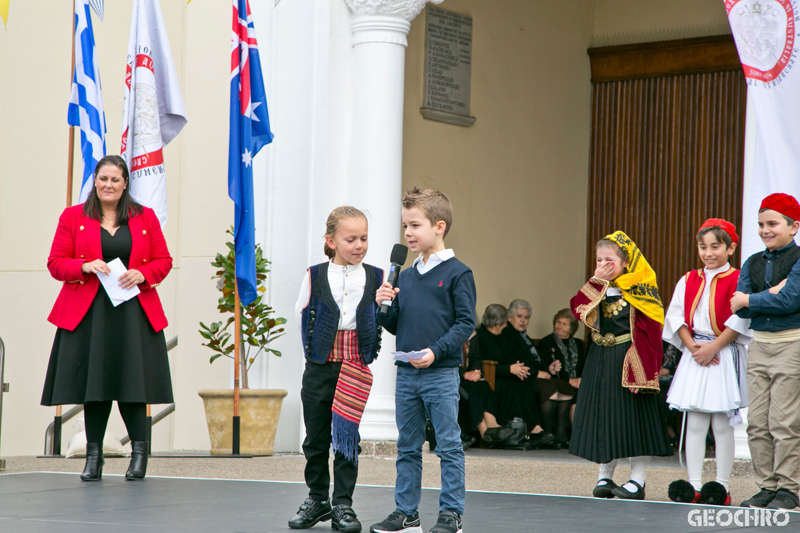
[43, 335, 178, 455]
[120, 403, 175, 446]
[0, 336, 7, 469]
[43, 405, 83, 456]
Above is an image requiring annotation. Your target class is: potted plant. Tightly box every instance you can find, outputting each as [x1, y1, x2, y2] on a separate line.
[198, 228, 288, 456]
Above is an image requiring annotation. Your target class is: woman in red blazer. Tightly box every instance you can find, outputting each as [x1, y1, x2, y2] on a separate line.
[41, 155, 174, 482]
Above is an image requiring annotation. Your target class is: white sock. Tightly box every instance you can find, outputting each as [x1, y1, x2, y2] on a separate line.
[598, 459, 618, 484]
[711, 412, 734, 492]
[630, 456, 650, 481]
[686, 412, 711, 492]
[621, 456, 650, 492]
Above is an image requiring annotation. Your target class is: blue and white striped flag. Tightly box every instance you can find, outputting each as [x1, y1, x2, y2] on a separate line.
[68, 0, 106, 203]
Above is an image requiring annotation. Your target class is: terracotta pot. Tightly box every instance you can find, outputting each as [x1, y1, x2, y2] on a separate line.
[198, 389, 288, 456]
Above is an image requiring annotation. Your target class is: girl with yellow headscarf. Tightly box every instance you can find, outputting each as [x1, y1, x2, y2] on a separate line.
[569, 231, 673, 501]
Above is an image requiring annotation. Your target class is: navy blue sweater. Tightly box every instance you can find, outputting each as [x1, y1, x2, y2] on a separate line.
[378, 258, 477, 368]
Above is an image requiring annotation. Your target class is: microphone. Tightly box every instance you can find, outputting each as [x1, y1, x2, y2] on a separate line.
[380, 244, 409, 315]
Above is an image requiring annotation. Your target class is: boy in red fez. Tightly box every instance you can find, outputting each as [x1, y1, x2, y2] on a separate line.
[663, 219, 751, 506]
[731, 193, 800, 510]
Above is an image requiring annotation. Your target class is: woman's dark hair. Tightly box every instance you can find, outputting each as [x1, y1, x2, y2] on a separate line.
[82, 155, 143, 224]
[552, 308, 579, 336]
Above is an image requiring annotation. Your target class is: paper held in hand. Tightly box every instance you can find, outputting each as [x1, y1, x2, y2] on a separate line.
[392, 350, 429, 363]
[96, 258, 140, 307]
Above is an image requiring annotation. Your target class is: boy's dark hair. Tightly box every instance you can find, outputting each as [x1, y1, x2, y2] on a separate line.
[696, 226, 733, 248]
[758, 207, 796, 226]
[401, 187, 454, 238]
[596, 238, 628, 262]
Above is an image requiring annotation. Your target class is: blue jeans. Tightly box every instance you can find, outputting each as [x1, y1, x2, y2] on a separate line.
[395, 366, 465, 515]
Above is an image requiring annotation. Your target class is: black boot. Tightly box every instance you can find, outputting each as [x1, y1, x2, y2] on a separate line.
[125, 441, 149, 480]
[80, 442, 104, 482]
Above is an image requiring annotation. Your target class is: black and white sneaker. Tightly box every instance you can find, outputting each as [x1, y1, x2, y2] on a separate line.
[428, 510, 462, 533]
[370, 509, 423, 533]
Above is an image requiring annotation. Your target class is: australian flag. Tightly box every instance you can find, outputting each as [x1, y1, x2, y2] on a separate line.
[229, 0, 274, 306]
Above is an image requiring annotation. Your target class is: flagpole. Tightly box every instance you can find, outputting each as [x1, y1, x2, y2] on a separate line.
[52, 0, 78, 458]
[233, 278, 241, 456]
[66, 0, 76, 209]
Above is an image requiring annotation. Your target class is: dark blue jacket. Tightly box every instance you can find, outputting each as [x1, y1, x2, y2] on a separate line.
[736, 242, 800, 332]
[378, 258, 476, 368]
[300, 262, 383, 364]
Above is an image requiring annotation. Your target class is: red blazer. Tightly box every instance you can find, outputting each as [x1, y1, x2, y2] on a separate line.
[47, 204, 172, 332]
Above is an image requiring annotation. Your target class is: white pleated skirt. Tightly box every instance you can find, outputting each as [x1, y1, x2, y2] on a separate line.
[667, 340, 748, 413]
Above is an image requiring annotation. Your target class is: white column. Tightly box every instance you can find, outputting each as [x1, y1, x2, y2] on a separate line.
[343, 0, 443, 441]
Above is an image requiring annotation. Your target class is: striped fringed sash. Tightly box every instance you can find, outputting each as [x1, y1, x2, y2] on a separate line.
[328, 330, 373, 463]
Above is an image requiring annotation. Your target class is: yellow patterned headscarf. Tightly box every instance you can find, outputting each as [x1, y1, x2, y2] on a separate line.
[604, 231, 664, 325]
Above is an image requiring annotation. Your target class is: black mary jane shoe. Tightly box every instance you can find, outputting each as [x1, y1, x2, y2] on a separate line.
[288, 498, 332, 529]
[126, 441, 149, 480]
[80, 442, 104, 482]
[331, 504, 362, 532]
[592, 479, 618, 498]
[612, 480, 645, 500]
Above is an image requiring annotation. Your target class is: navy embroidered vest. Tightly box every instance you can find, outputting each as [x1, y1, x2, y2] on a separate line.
[301, 262, 383, 364]
[749, 244, 800, 294]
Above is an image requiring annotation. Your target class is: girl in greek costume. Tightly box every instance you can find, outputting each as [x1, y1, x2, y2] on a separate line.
[569, 231, 673, 501]
[289, 206, 383, 532]
[664, 219, 751, 506]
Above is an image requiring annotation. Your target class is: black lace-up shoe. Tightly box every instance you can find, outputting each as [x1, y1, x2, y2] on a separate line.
[332, 504, 362, 532]
[741, 488, 777, 508]
[369, 509, 422, 533]
[766, 489, 800, 510]
[288, 498, 332, 529]
[428, 510, 462, 533]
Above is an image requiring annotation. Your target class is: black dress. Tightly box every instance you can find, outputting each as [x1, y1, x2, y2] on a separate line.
[472, 326, 542, 431]
[461, 335, 500, 430]
[538, 333, 586, 382]
[41, 224, 174, 406]
[568, 295, 672, 464]
[505, 327, 576, 403]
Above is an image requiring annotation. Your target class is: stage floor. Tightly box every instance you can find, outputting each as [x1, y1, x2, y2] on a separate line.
[0, 472, 796, 532]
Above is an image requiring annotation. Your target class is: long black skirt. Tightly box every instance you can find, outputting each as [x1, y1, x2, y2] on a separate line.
[41, 289, 174, 406]
[461, 379, 497, 429]
[494, 377, 541, 430]
[568, 342, 672, 464]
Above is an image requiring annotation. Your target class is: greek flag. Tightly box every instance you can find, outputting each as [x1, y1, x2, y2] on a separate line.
[68, 0, 107, 203]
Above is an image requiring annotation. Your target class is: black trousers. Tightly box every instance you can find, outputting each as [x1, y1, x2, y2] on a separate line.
[301, 361, 358, 506]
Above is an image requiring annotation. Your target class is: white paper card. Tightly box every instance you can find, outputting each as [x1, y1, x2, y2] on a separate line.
[97, 258, 140, 307]
[392, 350, 429, 363]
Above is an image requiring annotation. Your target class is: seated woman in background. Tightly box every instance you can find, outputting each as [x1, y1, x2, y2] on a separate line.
[506, 299, 576, 448]
[460, 335, 514, 446]
[538, 308, 586, 421]
[471, 304, 556, 449]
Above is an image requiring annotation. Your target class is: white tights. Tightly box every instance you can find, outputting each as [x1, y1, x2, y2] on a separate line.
[685, 411, 734, 492]
[597, 456, 650, 490]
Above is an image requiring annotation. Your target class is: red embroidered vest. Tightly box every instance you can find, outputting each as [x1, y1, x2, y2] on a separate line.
[684, 266, 740, 336]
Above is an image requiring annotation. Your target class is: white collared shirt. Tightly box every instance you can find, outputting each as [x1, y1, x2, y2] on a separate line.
[295, 262, 366, 331]
[413, 249, 455, 275]
[662, 263, 752, 348]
